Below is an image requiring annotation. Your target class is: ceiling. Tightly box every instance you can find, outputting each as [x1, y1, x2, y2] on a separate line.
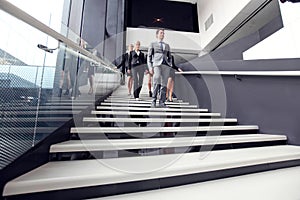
[127, 0, 199, 32]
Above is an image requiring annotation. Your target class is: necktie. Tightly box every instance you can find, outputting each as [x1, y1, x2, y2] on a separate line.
[159, 42, 163, 51]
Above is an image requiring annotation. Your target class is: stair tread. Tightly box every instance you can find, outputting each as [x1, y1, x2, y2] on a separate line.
[107, 97, 178, 101]
[50, 134, 286, 153]
[101, 102, 197, 108]
[97, 106, 207, 112]
[83, 117, 237, 123]
[91, 110, 220, 116]
[88, 166, 300, 200]
[104, 100, 190, 105]
[4, 145, 300, 196]
[70, 125, 258, 134]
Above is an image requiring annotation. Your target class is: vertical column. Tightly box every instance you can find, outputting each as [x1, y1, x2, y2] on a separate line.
[81, 0, 107, 56]
[104, 0, 126, 63]
[81, 0, 126, 61]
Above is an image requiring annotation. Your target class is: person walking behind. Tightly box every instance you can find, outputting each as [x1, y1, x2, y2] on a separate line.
[145, 54, 153, 97]
[117, 44, 134, 94]
[128, 41, 148, 100]
[166, 55, 183, 102]
[147, 28, 172, 107]
[147, 72, 153, 97]
[87, 49, 97, 95]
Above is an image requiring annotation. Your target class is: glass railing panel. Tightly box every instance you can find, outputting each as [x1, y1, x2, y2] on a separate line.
[0, 5, 120, 169]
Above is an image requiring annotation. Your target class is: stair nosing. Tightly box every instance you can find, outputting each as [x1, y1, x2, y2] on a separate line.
[50, 134, 287, 153]
[4, 145, 300, 196]
[70, 125, 259, 134]
[96, 106, 207, 112]
[83, 117, 237, 123]
[91, 110, 220, 116]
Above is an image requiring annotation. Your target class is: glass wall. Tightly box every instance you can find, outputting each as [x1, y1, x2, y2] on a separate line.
[0, 7, 120, 169]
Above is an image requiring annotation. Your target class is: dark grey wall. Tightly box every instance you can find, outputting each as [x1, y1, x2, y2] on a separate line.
[177, 55, 300, 146]
[69, 0, 84, 36]
[80, 0, 125, 60]
[175, 11, 300, 146]
[81, 0, 107, 55]
[175, 59, 300, 146]
[104, 0, 126, 62]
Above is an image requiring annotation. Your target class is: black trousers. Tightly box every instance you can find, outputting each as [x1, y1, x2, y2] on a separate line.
[132, 66, 145, 98]
[120, 72, 125, 85]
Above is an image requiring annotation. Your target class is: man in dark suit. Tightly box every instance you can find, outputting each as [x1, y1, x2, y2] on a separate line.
[128, 41, 148, 100]
[147, 28, 172, 107]
[117, 44, 134, 89]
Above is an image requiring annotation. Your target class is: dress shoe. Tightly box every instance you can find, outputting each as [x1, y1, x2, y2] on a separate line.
[63, 89, 69, 95]
[151, 102, 156, 107]
[58, 88, 62, 97]
[158, 103, 167, 108]
[149, 91, 152, 97]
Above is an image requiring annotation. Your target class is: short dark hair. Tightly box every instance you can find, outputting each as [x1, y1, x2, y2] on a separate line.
[156, 28, 165, 35]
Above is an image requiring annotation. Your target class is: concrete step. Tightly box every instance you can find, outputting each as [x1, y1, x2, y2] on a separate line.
[91, 110, 220, 117]
[104, 99, 190, 105]
[83, 117, 237, 123]
[97, 106, 207, 112]
[70, 125, 259, 135]
[4, 145, 300, 199]
[50, 134, 287, 153]
[100, 102, 198, 108]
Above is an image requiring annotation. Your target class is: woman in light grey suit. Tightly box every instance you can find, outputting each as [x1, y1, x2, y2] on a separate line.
[147, 28, 172, 107]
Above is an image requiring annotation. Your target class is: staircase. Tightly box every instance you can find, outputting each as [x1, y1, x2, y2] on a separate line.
[2, 98, 95, 142]
[3, 85, 300, 200]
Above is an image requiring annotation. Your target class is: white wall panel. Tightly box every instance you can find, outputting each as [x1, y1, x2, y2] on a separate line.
[243, 2, 300, 60]
[126, 28, 201, 53]
[197, 0, 266, 51]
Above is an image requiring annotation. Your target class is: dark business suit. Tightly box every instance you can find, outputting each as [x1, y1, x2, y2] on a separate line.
[129, 50, 147, 98]
[117, 52, 130, 85]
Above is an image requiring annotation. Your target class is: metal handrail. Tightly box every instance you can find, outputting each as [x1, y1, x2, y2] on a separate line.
[0, 0, 118, 72]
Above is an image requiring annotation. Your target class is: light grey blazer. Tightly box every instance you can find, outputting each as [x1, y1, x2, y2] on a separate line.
[147, 41, 172, 70]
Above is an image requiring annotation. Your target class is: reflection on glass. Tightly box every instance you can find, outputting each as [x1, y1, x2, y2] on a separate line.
[0, 9, 120, 170]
